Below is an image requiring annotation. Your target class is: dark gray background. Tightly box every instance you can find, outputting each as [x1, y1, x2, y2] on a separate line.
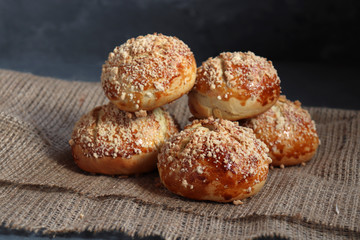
[0, 0, 359, 239]
[1, 0, 360, 110]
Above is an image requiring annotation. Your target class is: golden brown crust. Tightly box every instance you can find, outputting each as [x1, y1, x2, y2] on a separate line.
[188, 51, 280, 120]
[101, 33, 196, 111]
[70, 103, 179, 175]
[71, 144, 158, 175]
[157, 117, 272, 202]
[243, 95, 320, 166]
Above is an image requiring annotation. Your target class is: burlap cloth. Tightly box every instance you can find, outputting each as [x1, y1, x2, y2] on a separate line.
[0, 69, 359, 239]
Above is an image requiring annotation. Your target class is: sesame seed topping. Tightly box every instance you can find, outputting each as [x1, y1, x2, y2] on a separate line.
[71, 103, 178, 159]
[101, 33, 195, 109]
[194, 51, 280, 104]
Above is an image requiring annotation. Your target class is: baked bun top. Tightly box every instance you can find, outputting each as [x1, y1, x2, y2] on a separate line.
[101, 33, 196, 111]
[243, 95, 320, 165]
[195, 51, 280, 106]
[71, 103, 178, 160]
[158, 117, 272, 202]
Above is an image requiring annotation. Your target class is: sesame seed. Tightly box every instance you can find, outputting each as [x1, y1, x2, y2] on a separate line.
[233, 200, 243, 205]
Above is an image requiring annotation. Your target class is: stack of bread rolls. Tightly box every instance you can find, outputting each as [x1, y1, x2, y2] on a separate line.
[70, 33, 196, 175]
[70, 33, 319, 204]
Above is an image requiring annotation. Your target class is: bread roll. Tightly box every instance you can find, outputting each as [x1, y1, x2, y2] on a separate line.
[101, 33, 196, 112]
[70, 103, 178, 175]
[188, 51, 280, 120]
[158, 117, 271, 202]
[243, 95, 320, 166]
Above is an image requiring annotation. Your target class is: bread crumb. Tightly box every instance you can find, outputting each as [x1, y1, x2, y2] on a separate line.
[154, 82, 165, 91]
[145, 92, 153, 98]
[182, 179, 188, 188]
[294, 100, 302, 106]
[280, 164, 285, 169]
[196, 166, 204, 174]
[79, 213, 84, 219]
[233, 200, 243, 205]
[69, 139, 75, 146]
[301, 162, 306, 166]
[120, 92, 126, 100]
[270, 165, 274, 170]
[126, 112, 133, 119]
[335, 204, 340, 214]
[135, 110, 147, 118]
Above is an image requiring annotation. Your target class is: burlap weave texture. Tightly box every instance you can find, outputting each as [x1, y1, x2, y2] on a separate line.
[0, 69, 359, 239]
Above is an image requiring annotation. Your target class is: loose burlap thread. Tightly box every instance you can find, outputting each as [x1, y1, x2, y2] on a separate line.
[0, 69, 359, 239]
